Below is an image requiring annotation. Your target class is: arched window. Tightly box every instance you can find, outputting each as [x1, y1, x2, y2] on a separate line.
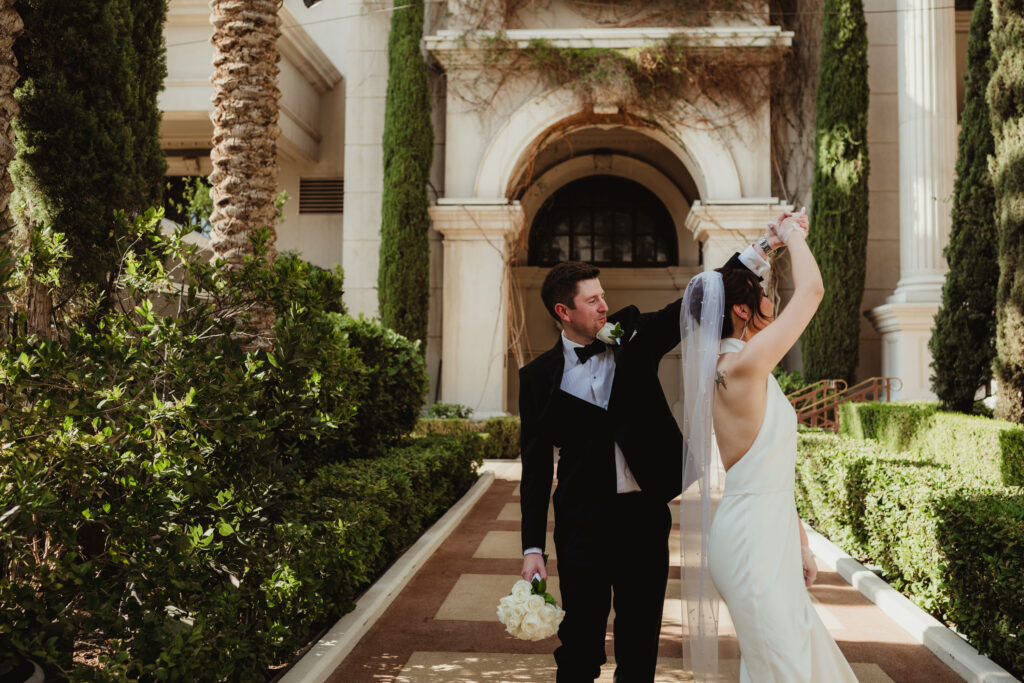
[528, 175, 678, 267]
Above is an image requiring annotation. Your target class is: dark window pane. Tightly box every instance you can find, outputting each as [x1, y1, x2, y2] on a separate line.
[528, 175, 677, 267]
[594, 234, 613, 262]
[573, 233, 592, 262]
[637, 233, 656, 263]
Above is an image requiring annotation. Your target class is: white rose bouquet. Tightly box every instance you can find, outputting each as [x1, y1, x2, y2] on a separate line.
[496, 576, 565, 641]
[596, 321, 624, 345]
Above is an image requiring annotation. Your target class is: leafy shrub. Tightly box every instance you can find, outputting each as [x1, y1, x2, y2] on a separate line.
[796, 431, 1023, 677]
[839, 401, 1024, 486]
[415, 416, 521, 459]
[0, 217, 448, 680]
[338, 315, 427, 457]
[426, 402, 473, 419]
[772, 367, 806, 395]
[999, 429, 1024, 487]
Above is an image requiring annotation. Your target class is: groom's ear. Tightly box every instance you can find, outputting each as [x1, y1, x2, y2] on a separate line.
[553, 302, 571, 323]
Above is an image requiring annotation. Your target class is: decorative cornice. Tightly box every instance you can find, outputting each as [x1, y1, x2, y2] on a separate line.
[684, 199, 791, 241]
[425, 26, 794, 70]
[166, 2, 342, 93]
[430, 201, 524, 242]
[279, 6, 343, 94]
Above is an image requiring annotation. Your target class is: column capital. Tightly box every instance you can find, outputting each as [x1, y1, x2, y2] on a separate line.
[430, 200, 524, 243]
[684, 199, 792, 242]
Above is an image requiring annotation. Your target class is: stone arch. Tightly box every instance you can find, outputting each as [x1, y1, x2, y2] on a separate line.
[473, 87, 743, 204]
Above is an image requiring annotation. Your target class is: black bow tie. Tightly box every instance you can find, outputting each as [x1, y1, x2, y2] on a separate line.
[574, 339, 607, 364]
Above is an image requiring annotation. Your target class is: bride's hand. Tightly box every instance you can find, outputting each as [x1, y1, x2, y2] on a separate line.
[773, 207, 809, 244]
[801, 546, 817, 587]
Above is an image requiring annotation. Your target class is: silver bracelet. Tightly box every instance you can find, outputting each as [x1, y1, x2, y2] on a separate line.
[758, 236, 776, 257]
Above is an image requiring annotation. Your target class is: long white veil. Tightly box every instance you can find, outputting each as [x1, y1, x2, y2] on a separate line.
[680, 271, 726, 682]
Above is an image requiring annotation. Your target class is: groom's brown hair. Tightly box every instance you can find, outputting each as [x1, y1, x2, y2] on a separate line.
[541, 261, 601, 321]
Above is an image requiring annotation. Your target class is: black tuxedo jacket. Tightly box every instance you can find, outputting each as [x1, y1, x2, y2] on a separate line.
[519, 298, 684, 556]
[518, 253, 754, 557]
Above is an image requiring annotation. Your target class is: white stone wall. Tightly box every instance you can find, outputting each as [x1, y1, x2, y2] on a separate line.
[162, 0, 346, 270]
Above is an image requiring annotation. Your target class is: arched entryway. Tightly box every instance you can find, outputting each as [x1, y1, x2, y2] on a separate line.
[506, 126, 707, 416]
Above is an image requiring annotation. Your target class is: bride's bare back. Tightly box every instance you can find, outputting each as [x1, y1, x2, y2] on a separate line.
[711, 220, 823, 472]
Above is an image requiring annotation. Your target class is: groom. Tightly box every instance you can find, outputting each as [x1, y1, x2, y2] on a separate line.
[518, 233, 780, 682]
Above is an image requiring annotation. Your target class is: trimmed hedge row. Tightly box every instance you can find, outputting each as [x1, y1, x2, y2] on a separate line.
[415, 416, 521, 459]
[839, 401, 1024, 486]
[796, 431, 1024, 676]
[2, 433, 482, 681]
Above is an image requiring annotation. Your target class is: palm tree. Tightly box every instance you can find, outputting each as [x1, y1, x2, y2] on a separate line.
[0, 0, 22, 336]
[208, 0, 282, 348]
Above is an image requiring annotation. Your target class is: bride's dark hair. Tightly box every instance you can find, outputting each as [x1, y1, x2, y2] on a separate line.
[687, 268, 769, 338]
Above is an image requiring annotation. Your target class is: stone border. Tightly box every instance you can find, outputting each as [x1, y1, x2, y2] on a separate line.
[280, 470, 496, 683]
[804, 525, 1020, 683]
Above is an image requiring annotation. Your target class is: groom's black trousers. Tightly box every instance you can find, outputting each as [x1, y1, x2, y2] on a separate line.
[553, 491, 671, 683]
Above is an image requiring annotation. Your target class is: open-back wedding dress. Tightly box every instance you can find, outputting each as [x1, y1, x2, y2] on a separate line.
[707, 337, 857, 683]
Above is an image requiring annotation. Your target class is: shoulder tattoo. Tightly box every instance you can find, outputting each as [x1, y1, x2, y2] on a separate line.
[715, 370, 728, 390]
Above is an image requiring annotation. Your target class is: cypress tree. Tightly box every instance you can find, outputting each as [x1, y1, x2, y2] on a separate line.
[988, 0, 1024, 422]
[929, 0, 997, 413]
[10, 0, 168, 292]
[800, 0, 870, 384]
[378, 0, 433, 349]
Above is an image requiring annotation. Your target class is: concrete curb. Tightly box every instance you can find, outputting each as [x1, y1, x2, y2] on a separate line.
[804, 525, 1020, 683]
[281, 470, 496, 683]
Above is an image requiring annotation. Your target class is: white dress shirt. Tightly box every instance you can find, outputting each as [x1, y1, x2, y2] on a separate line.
[737, 245, 770, 278]
[558, 333, 642, 494]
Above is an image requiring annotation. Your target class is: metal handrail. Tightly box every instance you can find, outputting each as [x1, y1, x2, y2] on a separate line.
[787, 376, 902, 432]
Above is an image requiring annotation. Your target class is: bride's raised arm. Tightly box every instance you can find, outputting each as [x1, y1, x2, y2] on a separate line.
[737, 218, 823, 377]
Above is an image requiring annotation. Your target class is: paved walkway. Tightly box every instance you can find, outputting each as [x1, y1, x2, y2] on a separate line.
[328, 462, 963, 682]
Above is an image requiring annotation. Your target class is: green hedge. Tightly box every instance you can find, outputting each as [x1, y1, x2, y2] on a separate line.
[0, 224, 441, 680]
[839, 401, 1024, 486]
[415, 416, 521, 460]
[796, 431, 1024, 676]
[1, 433, 482, 681]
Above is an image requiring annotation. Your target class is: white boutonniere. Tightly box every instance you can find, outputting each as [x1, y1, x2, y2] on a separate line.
[596, 322, 624, 345]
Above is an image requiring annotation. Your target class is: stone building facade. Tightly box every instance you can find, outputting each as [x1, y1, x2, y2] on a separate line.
[160, 0, 973, 416]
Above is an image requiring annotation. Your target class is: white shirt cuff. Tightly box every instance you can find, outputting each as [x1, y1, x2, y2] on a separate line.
[523, 547, 543, 556]
[738, 245, 770, 278]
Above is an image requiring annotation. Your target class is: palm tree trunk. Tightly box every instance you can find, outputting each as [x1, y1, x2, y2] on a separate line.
[0, 0, 23, 339]
[208, 0, 281, 350]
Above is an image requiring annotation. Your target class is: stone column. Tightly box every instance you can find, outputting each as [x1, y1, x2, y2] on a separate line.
[341, 0, 391, 318]
[866, 0, 957, 399]
[430, 200, 524, 416]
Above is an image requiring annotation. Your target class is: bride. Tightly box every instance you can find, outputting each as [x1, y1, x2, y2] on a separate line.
[680, 211, 858, 682]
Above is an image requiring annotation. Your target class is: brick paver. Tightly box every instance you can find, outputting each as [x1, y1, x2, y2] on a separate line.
[329, 463, 962, 682]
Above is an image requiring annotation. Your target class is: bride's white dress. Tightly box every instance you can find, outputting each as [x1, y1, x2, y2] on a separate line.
[707, 337, 857, 683]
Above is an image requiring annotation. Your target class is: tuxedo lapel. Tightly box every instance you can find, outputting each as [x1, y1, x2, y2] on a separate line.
[537, 336, 565, 412]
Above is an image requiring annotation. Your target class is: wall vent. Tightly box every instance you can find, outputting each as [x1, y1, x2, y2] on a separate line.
[299, 178, 344, 214]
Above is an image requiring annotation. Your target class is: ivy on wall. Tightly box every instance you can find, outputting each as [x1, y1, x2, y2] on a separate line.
[929, 0, 997, 414]
[378, 0, 433, 351]
[988, 0, 1024, 422]
[799, 0, 869, 384]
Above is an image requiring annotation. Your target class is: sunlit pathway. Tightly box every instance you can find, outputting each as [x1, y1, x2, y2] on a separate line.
[327, 462, 962, 682]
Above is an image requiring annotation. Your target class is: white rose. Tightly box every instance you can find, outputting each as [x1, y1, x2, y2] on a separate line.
[519, 611, 543, 640]
[496, 600, 513, 625]
[595, 321, 623, 345]
[510, 580, 533, 601]
[525, 594, 545, 613]
[511, 601, 528, 621]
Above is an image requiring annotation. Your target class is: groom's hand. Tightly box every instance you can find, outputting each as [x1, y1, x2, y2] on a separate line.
[521, 553, 547, 581]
